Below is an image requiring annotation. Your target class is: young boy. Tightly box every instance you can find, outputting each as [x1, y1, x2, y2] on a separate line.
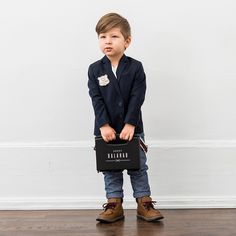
[88, 13, 164, 223]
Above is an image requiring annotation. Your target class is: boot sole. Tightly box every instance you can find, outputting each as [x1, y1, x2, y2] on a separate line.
[96, 215, 125, 223]
[137, 214, 164, 222]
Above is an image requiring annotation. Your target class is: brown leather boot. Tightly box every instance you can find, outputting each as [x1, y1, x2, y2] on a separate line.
[96, 198, 124, 223]
[137, 196, 164, 221]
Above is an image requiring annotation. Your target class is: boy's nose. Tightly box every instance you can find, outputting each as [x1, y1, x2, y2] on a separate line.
[105, 37, 111, 44]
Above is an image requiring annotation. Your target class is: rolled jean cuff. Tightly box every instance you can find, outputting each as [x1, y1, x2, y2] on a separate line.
[133, 191, 151, 199]
[106, 193, 124, 199]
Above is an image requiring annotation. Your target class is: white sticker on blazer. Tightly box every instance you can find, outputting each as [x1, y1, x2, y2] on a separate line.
[97, 74, 110, 86]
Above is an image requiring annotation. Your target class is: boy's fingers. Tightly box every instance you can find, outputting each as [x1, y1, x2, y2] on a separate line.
[120, 133, 129, 140]
[104, 133, 116, 142]
[104, 137, 109, 142]
[110, 134, 116, 141]
[120, 131, 134, 140]
[128, 133, 134, 141]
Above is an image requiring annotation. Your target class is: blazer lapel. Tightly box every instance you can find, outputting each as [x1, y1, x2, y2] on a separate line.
[116, 54, 128, 81]
[102, 56, 122, 97]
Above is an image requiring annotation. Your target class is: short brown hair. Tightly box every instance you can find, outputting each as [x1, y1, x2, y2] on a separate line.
[96, 13, 131, 39]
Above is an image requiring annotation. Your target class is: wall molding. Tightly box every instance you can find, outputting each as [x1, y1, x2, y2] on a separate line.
[0, 196, 235, 210]
[1, 139, 236, 149]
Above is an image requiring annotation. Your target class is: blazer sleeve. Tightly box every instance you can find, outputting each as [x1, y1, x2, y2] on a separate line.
[88, 65, 110, 128]
[124, 62, 146, 126]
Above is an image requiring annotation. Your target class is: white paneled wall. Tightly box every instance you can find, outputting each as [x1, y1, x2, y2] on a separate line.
[1, 0, 236, 209]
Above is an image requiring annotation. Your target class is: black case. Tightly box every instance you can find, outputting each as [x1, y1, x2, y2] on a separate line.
[95, 135, 141, 171]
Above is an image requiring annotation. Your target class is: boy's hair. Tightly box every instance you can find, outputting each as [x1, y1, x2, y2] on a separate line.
[96, 13, 131, 39]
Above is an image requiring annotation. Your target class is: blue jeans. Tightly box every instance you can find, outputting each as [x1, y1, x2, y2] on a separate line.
[103, 133, 151, 199]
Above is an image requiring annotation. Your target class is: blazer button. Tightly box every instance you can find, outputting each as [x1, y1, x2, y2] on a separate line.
[118, 102, 122, 107]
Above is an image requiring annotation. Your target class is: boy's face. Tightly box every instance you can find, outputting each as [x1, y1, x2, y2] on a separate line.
[98, 27, 131, 61]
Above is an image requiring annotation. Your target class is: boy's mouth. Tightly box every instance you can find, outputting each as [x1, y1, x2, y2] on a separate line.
[105, 47, 113, 51]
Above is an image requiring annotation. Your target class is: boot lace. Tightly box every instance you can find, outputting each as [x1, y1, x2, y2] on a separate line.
[143, 201, 157, 210]
[102, 202, 117, 211]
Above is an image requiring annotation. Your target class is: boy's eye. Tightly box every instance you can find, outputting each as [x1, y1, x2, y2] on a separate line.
[99, 35, 106, 39]
[112, 35, 119, 38]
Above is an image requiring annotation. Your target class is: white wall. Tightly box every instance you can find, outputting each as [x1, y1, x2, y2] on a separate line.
[0, 0, 236, 209]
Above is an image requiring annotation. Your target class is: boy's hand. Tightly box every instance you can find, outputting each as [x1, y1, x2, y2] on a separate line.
[100, 124, 116, 142]
[120, 123, 135, 141]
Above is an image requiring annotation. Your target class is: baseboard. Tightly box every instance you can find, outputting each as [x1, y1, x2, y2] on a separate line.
[0, 196, 235, 210]
[156, 196, 236, 209]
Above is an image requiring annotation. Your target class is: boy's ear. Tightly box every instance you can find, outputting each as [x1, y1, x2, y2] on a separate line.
[126, 36, 131, 44]
[125, 36, 132, 49]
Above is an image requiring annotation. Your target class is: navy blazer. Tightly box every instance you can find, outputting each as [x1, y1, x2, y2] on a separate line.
[88, 54, 146, 136]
